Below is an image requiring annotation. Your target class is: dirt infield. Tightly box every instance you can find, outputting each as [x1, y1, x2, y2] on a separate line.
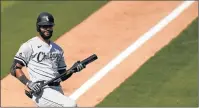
[1, 1, 198, 107]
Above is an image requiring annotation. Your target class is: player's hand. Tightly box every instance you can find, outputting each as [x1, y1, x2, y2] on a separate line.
[26, 81, 42, 94]
[72, 61, 85, 72]
[76, 61, 85, 72]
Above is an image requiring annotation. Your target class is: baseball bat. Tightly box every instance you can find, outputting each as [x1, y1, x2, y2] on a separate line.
[25, 54, 98, 99]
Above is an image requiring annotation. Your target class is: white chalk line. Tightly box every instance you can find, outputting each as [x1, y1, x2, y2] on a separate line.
[69, 1, 195, 100]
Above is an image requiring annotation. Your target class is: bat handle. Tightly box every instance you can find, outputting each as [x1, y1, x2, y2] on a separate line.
[25, 90, 33, 99]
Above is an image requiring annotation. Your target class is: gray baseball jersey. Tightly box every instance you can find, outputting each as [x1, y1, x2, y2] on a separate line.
[14, 36, 66, 82]
[14, 36, 77, 107]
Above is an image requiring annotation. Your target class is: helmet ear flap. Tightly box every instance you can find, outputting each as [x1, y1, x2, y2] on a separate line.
[36, 25, 40, 32]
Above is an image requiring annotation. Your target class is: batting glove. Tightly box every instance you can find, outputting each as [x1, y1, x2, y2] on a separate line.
[72, 61, 85, 72]
[26, 81, 42, 94]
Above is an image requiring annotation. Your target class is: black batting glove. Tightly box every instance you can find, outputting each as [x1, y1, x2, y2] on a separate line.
[72, 61, 85, 72]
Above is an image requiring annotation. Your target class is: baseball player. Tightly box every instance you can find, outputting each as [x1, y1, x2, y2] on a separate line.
[10, 12, 84, 107]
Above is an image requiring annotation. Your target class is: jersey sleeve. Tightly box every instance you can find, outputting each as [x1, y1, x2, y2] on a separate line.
[14, 42, 32, 67]
[57, 52, 67, 71]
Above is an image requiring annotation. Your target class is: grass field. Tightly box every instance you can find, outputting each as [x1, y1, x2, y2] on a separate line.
[1, 1, 108, 78]
[1, 1, 16, 12]
[97, 18, 198, 107]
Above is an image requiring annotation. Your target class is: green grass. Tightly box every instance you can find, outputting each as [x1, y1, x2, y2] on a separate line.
[97, 18, 198, 107]
[1, 1, 108, 78]
[1, 1, 16, 12]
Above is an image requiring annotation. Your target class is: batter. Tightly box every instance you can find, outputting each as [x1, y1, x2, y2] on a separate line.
[10, 12, 84, 107]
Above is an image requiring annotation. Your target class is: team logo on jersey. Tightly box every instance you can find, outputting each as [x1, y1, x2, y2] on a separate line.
[37, 45, 42, 48]
[31, 51, 62, 62]
[18, 52, 25, 59]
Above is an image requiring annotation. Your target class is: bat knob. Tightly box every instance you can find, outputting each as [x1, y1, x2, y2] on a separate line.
[25, 90, 33, 98]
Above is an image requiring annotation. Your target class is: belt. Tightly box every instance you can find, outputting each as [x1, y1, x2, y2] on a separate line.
[48, 82, 60, 86]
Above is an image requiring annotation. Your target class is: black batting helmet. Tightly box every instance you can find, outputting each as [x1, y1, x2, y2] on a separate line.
[36, 12, 55, 32]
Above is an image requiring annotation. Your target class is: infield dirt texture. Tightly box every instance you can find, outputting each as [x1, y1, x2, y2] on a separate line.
[1, 1, 198, 107]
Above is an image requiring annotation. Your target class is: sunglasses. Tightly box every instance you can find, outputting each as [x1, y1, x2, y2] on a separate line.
[40, 25, 53, 28]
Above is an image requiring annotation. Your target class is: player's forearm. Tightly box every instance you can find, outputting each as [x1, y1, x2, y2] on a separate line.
[10, 60, 30, 85]
[15, 69, 29, 85]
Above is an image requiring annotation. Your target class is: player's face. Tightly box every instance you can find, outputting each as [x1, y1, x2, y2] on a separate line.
[40, 25, 53, 37]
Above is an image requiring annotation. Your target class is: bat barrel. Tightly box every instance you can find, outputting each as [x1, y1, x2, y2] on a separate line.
[81, 54, 98, 66]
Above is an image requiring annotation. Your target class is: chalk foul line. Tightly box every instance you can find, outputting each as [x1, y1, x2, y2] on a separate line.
[69, 1, 195, 100]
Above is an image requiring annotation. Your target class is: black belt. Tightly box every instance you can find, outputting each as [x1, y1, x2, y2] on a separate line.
[48, 82, 60, 86]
